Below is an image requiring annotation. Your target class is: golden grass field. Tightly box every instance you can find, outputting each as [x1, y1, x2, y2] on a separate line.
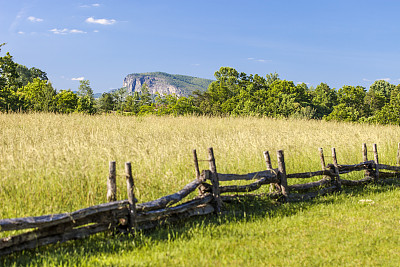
[1, 113, 399, 220]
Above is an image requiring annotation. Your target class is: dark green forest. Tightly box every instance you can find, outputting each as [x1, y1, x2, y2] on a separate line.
[1, 43, 400, 125]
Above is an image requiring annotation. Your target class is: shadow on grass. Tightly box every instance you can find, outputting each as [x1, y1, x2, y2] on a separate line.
[2, 181, 400, 265]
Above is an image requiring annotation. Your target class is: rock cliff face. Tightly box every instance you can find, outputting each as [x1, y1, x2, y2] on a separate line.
[123, 72, 213, 97]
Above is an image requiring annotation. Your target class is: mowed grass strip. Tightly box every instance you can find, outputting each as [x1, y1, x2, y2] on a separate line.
[2, 185, 400, 266]
[1, 113, 400, 265]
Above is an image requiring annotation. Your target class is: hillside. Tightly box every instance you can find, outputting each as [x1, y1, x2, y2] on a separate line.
[123, 72, 214, 97]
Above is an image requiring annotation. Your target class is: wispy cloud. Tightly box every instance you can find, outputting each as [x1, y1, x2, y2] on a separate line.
[70, 29, 87, 34]
[362, 78, 372, 82]
[72, 77, 85, 81]
[10, 8, 27, 32]
[27, 16, 43, 22]
[191, 63, 200, 66]
[18, 31, 25, 35]
[80, 3, 100, 8]
[247, 57, 271, 63]
[86, 17, 116, 25]
[50, 28, 87, 35]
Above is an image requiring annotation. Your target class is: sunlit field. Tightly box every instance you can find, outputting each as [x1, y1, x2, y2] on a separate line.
[1, 113, 400, 266]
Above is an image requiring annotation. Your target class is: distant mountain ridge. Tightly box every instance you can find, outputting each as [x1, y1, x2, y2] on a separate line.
[123, 72, 214, 97]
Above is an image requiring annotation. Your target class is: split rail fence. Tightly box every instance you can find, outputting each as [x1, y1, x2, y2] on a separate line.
[1, 143, 400, 256]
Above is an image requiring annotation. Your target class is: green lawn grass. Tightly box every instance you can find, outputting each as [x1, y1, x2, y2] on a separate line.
[1, 113, 400, 266]
[2, 184, 400, 266]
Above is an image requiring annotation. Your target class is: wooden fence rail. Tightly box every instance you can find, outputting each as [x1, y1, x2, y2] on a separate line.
[1, 143, 400, 256]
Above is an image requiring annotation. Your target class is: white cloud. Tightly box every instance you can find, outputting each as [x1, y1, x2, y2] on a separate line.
[191, 63, 200, 66]
[72, 77, 85, 81]
[27, 16, 43, 22]
[93, 30, 99, 33]
[80, 3, 100, 8]
[18, 31, 25, 35]
[86, 17, 116, 25]
[50, 28, 87, 34]
[70, 29, 87, 34]
[247, 57, 271, 63]
[362, 78, 372, 82]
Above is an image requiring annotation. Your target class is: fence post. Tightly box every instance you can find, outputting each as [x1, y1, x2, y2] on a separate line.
[373, 144, 379, 182]
[208, 147, 222, 213]
[397, 143, 400, 166]
[362, 143, 372, 178]
[331, 148, 342, 191]
[319, 148, 331, 183]
[125, 162, 137, 232]
[107, 161, 117, 202]
[193, 149, 204, 196]
[276, 150, 289, 202]
[264, 151, 280, 193]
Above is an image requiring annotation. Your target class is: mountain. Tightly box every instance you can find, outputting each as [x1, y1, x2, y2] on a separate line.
[123, 72, 214, 97]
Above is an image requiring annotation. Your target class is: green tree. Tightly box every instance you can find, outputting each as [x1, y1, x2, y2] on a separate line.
[369, 80, 395, 99]
[19, 78, 57, 112]
[311, 83, 338, 118]
[139, 83, 152, 106]
[56, 90, 78, 113]
[325, 85, 367, 122]
[124, 92, 140, 113]
[77, 80, 95, 114]
[0, 43, 21, 111]
[16, 65, 48, 87]
[97, 92, 115, 113]
[112, 87, 127, 111]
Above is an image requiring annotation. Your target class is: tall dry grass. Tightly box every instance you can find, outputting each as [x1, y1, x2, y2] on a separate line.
[1, 113, 399, 219]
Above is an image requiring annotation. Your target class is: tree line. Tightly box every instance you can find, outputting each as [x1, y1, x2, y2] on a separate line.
[1, 44, 400, 125]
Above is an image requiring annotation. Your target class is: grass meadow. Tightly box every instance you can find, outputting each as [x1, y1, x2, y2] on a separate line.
[1, 113, 400, 266]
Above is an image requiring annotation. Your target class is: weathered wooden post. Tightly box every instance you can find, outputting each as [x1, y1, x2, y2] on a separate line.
[107, 161, 117, 202]
[362, 143, 372, 178]
[373, 144, 380, 182]
[125, 162, 137, 232]
[319, 148, 331, 183]
[397, 143, 400, 166]
[264, 151, 280, 192]
[362, 143, 368, 162]
[193, 149, 204, 196]
[276, 150, 289, 202]
[331, 148, 342, 191]
[208, 147, 222, 213]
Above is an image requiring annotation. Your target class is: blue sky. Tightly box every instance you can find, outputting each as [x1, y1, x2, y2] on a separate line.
[1, 0, 400, 93]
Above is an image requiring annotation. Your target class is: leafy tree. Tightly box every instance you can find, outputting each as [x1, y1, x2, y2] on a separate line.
[364, 90, 386, 115]
[373, 85, 400, 125]
[311, 83, 338, 118]
[97, 92, 115, 113]
[77, 80, 95, 114]
[369, 80, 395, 99]
[139, 83, 152, 106]
[112, 87, 127, 111]
[124, 92, 140, 113]
[56, 90, 78, 113]
[324, 85, 366, 122]
[325, 103, 360, 122]
[16, 64, 48, 87]
[19, 78, 56, 112]
[0, 43, 21, 111]
[265, 72, 280, 86]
